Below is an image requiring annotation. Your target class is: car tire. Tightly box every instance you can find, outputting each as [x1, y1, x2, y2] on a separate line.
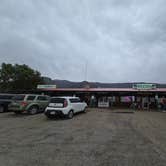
[28, 106, 38, 115]
[46, 115, 54, 119]
[83, 107, 87, 113]
[14, 111, 21, 114]
[0, 105, 5, 113]
[67, 110, 74, 119]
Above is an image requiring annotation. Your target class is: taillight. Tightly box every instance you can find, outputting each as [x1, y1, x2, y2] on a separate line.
[21, 101, 28, 107]
[63, 100, 68, 107]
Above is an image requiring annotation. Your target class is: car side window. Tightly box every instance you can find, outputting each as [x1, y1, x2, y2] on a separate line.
[37, 96, 48, 101]
[70, 98, 81, 103]
[75, 98, 81, 103]
[26, 96, 36, 101]
[0, 95, 14, 100]
[7, 95, 15, 99]
[69, 99, 74, 103]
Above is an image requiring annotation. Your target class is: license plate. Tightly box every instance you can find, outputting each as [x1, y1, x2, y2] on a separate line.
[49, 103, 63, 107]
[50, 111, 56, 115]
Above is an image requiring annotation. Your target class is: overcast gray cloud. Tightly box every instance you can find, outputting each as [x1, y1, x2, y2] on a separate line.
[0, 0, 166, 83]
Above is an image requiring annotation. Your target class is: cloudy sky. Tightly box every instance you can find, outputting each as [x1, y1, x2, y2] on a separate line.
[0, 0, 166, 83]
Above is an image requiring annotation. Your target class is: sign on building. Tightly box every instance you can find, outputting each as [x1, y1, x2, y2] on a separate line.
[132, 84, 156, 90]
[37, 85, 56, 89]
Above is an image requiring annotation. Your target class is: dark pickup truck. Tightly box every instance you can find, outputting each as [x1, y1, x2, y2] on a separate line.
[0, 94, 15, 113]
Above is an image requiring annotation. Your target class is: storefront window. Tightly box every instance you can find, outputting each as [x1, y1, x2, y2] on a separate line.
[120, 96, 132, 103]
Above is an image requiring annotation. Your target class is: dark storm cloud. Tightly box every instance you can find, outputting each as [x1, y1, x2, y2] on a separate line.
[0, 0, 166, 83]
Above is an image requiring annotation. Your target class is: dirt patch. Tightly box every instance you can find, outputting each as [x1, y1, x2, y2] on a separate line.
[0, 109, 166, 166]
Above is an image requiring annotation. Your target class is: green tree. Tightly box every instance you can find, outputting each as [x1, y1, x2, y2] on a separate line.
[0, 63, 14, 90]
[0, 63, 43, 92]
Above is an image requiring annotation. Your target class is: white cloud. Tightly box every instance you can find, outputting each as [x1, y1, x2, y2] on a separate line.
[0, 0, 166, 83]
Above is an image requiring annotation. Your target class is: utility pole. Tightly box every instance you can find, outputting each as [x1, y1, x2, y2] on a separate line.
[85, 60, 88, 81]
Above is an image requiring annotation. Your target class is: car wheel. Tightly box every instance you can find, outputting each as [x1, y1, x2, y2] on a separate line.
[46, 115, 54, 119]
[28, 106, 38, 115]
[0, 105, 5, 113]
[14, 111, 21, 114]
[67, 110, 74, 119]
[83, 107, 87, 113]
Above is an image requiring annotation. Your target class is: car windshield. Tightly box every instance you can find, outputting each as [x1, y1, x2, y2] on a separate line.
[12, 95, 25, 101]
[50, 98, 65, 103]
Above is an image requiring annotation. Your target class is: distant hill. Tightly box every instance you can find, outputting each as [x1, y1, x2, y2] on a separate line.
[42, 77, 166, 88]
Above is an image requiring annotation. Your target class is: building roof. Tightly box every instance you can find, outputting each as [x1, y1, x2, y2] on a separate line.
[51, 96, 79, 99]
[39, 88, 166, 92]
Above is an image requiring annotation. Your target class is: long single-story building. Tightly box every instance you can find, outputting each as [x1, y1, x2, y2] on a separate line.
[37, 83, 166, 110]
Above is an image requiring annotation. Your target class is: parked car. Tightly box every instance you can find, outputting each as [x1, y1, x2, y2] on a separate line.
[8, 94, 50, 115]
[0, 94, 16, 113]
[45, 96, 87, 119]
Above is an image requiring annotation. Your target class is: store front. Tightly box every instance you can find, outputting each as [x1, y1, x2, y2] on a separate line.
[37, 83, 166, 110]
[96, 95, 155, 110]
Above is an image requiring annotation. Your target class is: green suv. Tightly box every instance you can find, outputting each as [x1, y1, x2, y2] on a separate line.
[9, 94, 50, 115]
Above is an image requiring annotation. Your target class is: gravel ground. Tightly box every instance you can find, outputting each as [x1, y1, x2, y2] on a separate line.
[0, 109, 166, 166]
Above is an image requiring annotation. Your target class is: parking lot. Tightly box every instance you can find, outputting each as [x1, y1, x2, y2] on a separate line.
[0, 109, 166, 166]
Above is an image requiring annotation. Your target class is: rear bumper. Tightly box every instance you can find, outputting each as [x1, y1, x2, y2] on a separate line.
[8, 108, 23, 111]
[8, 105, 26, 111]
[45, 109, 65, 117]
[8, 107, 27, 113]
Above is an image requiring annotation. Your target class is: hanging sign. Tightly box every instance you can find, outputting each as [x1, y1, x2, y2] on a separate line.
[37, 85, 56, 89]
[132, 84, 156, 90]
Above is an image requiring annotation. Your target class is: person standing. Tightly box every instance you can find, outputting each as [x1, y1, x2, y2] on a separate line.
[163, 97, 166, 111]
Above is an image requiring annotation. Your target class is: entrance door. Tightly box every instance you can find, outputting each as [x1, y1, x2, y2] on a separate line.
[142, 97, 149, 110]
[98, 97, 109, 108]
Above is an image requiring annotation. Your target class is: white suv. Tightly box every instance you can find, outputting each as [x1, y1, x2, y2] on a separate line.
[45, 97, 87, 119]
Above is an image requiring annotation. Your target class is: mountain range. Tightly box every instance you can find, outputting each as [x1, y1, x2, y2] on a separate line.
[42, 77, 166, 89]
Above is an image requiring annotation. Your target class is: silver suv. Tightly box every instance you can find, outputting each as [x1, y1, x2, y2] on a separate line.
[9, 94, 50, 115]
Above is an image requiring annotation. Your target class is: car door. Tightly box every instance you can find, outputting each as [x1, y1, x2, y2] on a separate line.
[69, 98, 79, 113]
[76, 98, 85, 112]
[72, 98, 83, 112]
[36, 96, 49, 110]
